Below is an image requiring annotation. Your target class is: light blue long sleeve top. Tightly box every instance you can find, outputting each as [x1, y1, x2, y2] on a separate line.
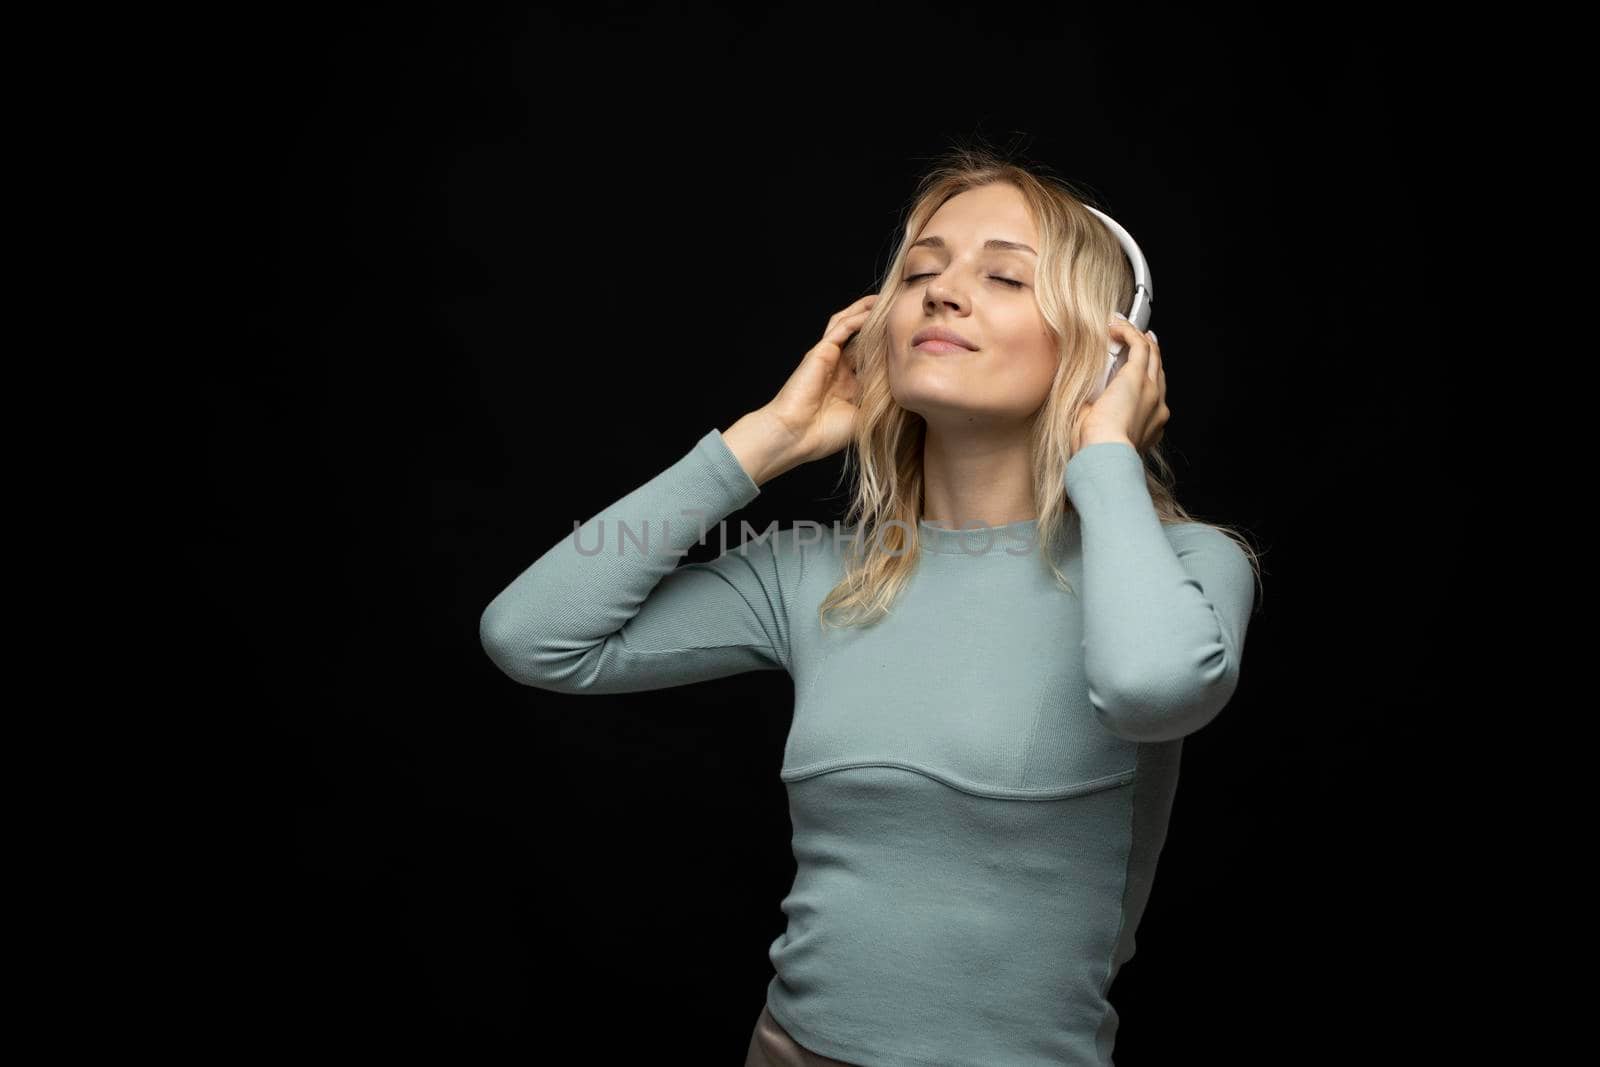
[479, 428, 1255, 1066]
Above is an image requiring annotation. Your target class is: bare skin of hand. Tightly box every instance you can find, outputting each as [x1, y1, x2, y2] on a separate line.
[724, 293, 876, 486]
[1074, 316, 1168, 454]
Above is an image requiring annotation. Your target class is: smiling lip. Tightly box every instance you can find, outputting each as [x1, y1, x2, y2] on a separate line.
[912, 326, 978, 350]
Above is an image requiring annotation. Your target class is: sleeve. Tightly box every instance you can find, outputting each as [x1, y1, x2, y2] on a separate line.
[478, 428, 798, 694]
[1064, 441, 1256, 742]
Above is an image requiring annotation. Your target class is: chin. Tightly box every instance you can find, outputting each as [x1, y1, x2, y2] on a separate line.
[892, 385, 978, 419]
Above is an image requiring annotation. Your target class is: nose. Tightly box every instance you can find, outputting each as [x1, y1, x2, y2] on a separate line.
[922, 280, 964, 314]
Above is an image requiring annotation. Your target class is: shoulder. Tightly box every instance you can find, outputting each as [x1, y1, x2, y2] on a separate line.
[1161, 519, 1235, 550]
[1160, 521, 1256, 602]
[1161, 520, 1253, 576]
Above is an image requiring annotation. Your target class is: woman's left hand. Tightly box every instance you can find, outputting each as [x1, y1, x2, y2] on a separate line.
[1073, 314, 1168, 453]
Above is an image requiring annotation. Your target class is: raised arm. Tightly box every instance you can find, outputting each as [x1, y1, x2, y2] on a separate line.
[480, 292, 878, 694]
[1064, 441, 1256, 742]
[478, 426, 801, 694]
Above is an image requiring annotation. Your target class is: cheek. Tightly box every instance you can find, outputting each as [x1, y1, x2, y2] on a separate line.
[1007, 332, 1059, 395]
[888, 297, 916, 342]
[997, 317, 1054, 363]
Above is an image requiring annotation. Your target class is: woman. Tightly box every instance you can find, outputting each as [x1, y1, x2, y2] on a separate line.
[480, 149, 1263, 1066]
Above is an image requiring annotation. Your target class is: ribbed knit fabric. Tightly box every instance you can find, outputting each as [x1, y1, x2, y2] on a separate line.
[480, 428, 1255, 1066]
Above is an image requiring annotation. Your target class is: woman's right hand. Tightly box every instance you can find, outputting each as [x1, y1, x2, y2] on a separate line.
[759, 293, 877, 467]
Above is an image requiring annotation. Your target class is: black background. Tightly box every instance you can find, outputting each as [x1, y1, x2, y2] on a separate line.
[207, 3, 1471, 1060]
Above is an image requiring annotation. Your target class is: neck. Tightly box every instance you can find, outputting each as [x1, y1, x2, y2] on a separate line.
[919, 422, 1037, 529]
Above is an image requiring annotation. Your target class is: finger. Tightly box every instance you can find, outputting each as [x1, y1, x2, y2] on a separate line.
[829, 293, 880, 331]
[1144, 329, 1159, 382]
[1109, 316, 1150, 378]
[827, 306, 873, 333]
[825, 308, 873, 347]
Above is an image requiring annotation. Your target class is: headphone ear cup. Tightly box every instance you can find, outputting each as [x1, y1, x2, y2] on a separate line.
[1087, 347, 1122, 402]
[1089, 345, 1127, 402]
[1107, 341, 1128, 384]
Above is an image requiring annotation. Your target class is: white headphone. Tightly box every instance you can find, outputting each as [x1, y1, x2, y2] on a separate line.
[1082, 205, 1154, 402]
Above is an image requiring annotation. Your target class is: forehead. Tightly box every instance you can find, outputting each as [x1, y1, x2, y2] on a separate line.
[919, 184, 1037, 247]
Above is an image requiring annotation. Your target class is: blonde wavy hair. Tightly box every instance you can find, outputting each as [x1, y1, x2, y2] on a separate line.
[816, 146, 1265, 630]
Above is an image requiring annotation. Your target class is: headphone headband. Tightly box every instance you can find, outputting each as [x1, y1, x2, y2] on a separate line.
[1081, 205, 1155, 401]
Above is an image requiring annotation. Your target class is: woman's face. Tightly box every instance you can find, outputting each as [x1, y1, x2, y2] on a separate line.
[887, 183, 1058, 430]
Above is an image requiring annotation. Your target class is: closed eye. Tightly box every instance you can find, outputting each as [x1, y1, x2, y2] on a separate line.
[906, 273, 1024, 288]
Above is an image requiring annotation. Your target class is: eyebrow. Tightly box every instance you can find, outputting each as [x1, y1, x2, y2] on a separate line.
[910, 236, 1037, 256]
